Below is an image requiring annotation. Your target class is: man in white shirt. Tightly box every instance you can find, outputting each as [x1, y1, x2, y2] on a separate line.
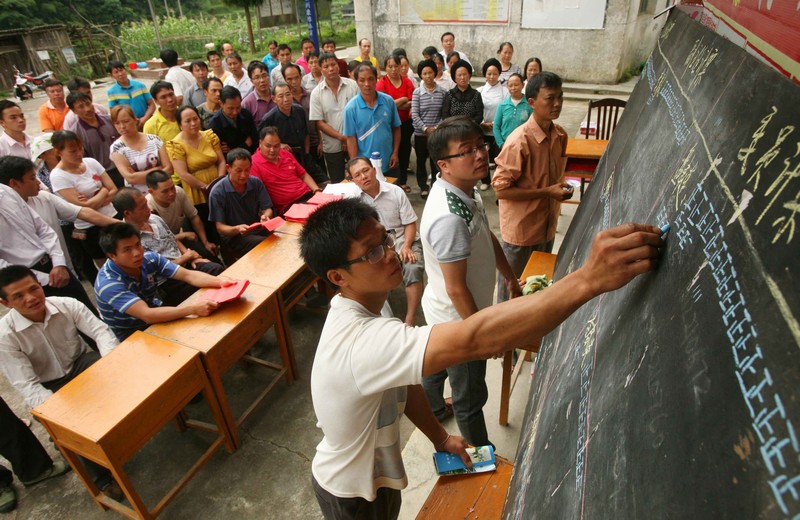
[298, 184, 663, 517]
[0, 155, 118, 274]
[439, 32, 471, 70]
[0, 264, 122, 500]
[348, 157, 424, 326]
[0, 158, 95, 312]
[160, 48, 195, 105]
[0, 100, 32, 159]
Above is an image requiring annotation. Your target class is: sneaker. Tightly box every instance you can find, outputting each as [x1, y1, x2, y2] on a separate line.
[21, 460, 71, 487]
[100, 480, 124, 502]
[480, 183, 489, 191]
[420, 190, 429, 199]
[0, 486, 16, 513]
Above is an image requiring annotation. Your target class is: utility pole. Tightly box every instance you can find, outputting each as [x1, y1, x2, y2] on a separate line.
[146, 0, 163, 49]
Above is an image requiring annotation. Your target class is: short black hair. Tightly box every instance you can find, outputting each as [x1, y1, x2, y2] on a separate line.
[226, 147, 251, 166]
[107, 60, 125, 73]
[422, 46, 438, 58]
[321, 38, 335, 48]
[202, 77, 224, 90]
[219, 85, 242, 103]
[449, 59, 471, 82]
[149, 80, 174, 99]
[190, 60, 208, 72]
[497, 41, 513, 54]
[525, 70, 562, 100]
[248, 61, 269, 78]
[348, 60, 361, 74]
[482, 58, 502, 77]
[43, 78, 62, 90]
[268, 39, 279, 47]
[301, 37, 313, 48]
[507, 73, 525, 85]
[66, 77, 91, 92]
[160, 48, 179, 67]
[344, 156, 371, 176]
[524, 57, 543, 76]
[441, 32, 455, 41]
[66, 91, 92, 110]
[383, 54, 401, 68]
[391, 48, 407, 59]
[0, 155, 35, 185]
[446, 51, 461, 63]
[282, 63, 302, 79]
[417, 59, 437, 77]
[354, 63, 377, 80]
[51, 130, 82, 150]
[307, 50, 319, 60]
[278, 43, 291, 53]
[100, 222, 141, 255]
[319, 52, 338, 67]
[0, 265, 38, 299]
[113, 186, 143, 214]
[259, 126, 279, 141]
[300, 199, 380, 284]
[0, 99, 20, 119]
[225, 52, 243, 64]
[206, 50, 221, 60]
[428, 115, 482, 162]
[176, 105, 199, 127]
[145, 169, 172, 189]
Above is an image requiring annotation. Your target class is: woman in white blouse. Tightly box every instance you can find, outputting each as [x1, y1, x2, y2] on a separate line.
[478, 58, 509, 189]
[110, 105, 172, 193]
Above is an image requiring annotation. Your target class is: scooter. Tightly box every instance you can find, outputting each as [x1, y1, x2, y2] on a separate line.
[12, 65, 54, 91]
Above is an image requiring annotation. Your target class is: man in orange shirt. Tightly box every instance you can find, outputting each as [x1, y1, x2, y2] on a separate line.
[37, 79, 69, 133]
[492, 71, 573, 303]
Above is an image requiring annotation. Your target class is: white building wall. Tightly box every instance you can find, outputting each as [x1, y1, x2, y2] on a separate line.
[353, 0, 668, 83]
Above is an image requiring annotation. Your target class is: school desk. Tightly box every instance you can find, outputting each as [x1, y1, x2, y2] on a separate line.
[32, 332, 229, 519]
[564, 139, 608, 203]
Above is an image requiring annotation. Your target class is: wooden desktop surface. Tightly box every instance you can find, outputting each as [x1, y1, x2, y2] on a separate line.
[565, 139, 608, 160]
[221, 233, 306, 290]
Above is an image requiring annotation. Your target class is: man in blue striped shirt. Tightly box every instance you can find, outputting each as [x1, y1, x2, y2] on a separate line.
[94, 223, 229, 341]
[106, 61, 155, 130]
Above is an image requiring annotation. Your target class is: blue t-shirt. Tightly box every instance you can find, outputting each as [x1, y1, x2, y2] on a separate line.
[107, 79, 152, 119]
[94, 251, 179, 341]
[208, 176, 273, 242]
[343, 91, 401, 167]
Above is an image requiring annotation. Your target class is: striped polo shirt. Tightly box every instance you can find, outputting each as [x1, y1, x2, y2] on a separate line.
[411, 84, 447, 136]
[94, 251, 179, 341]
[107, 79, 152, 118]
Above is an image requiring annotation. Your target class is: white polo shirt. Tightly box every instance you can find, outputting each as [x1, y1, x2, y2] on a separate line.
[309, 77, 359, 154]
[357, 181, 418, 240]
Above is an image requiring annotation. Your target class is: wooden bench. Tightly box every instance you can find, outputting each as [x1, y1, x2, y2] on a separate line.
[32, 332, 230, 519]
[417, 456, 514, 519]
[498, 251, 557, 426]
[145, 281, 294, 449]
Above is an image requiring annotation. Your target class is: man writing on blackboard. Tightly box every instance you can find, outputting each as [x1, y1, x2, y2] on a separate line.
[493, 71, 574, 305]
[299, 127, 664, 518]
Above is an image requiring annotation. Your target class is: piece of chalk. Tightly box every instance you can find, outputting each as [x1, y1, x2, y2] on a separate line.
[660, 224, 671, 236]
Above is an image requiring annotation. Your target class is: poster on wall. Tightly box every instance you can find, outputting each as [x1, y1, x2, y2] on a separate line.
[399, 0, 510, 24]
[521, 0, 606, 29]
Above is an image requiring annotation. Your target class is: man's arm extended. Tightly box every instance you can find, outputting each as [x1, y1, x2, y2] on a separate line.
[422, 224, 663, 375]
[405, 384, 472, 466]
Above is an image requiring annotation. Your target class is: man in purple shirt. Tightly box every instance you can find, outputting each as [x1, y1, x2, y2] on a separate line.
[241, 62, 277, 123]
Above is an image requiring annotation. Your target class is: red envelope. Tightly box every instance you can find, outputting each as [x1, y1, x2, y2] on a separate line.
[283, 203, 318, 223]
[307, 192, 343, 206]
[247, 217, 286, 232]
[200, 280, 250, 303]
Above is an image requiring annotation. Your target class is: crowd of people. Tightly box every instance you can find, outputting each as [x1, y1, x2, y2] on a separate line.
[0, 31, 599, 518]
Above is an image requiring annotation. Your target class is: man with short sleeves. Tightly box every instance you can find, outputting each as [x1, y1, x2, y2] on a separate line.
[241, 62, 277, 123]
[310, 52, 359, 183]
[270, 44, 294, 87]
[106, 61, 155, 129]
[250, 127, 320, 215]
[37, 79, 69, 133]
[348, 157, 424, 326]
[66, 92, 120, 180]
[344, 63, 401, 177]
[143, 81, 180, 143]
[439, 32, 471, 71]
[161, 49, 195, 105]
[209, 148, 274, 257]
[0, 100, 32, 159]
[183, 60, 209, 108]
[492, 72, 572, 305]
[94, 223, 228, 341]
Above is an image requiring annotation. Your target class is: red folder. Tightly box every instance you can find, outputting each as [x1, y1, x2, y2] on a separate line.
[247, 217, 286, 232]
[283, 203, 318, 223]
[307, 192, 343, 206]
[200, 280, 250, 303]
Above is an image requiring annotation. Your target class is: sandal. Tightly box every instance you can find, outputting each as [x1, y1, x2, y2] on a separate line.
[420, 190, 429, 199]
[400, 184, 411, 193]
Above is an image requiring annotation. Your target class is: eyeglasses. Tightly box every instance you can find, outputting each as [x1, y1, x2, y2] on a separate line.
[340, 234, 395, 267]
[439, 142, 491, 161]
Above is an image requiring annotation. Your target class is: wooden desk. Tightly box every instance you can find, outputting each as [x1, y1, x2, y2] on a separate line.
[499, 252, 557, 426]
[32, 332, 229, 519]
[417, 456, 514, 519]
[145, 282, 295, 448]
[273, 220, 304, 237]
[564, 139, 608, 202]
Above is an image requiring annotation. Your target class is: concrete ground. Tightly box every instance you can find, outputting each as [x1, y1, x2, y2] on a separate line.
[0, 62, 633, 518]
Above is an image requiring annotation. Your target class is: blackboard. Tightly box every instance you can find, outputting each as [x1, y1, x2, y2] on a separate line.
[504, 9, 800, 519]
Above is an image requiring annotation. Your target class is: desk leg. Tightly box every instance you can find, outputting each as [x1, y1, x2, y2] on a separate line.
[275, 293, 298, 382]
[108, 463, 155, 520]
[205, 364, 242, 450]
[196, 358, 238, 454]
[499, 351, 512, 426]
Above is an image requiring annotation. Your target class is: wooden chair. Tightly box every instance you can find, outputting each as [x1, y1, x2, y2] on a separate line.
[579, 98, 626, 195]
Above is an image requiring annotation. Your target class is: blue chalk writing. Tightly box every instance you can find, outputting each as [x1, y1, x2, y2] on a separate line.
[659, 81, 691, 145]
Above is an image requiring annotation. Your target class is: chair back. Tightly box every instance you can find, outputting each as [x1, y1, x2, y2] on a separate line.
[586, 98, 627, 140]
[206, 174, 227, 195]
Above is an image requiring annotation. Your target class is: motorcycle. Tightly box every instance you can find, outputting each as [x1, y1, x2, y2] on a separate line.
[12, 65, 54, 91]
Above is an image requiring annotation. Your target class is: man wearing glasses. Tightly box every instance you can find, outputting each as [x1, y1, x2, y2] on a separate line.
[299, 118, 664, 516]
[418, 115, 521, 447]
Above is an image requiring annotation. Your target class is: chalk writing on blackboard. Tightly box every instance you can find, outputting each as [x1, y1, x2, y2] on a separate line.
[683, 38, 718, 91]
[671, 145, 698, 210]
[574, 313, 597, 492]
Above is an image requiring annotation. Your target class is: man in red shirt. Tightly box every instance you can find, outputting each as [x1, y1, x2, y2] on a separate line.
[250, 127, 321, 215]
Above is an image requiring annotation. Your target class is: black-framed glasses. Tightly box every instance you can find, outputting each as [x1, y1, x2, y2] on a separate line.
[340, 234, 396, 267]
[439, 142, 491, 161]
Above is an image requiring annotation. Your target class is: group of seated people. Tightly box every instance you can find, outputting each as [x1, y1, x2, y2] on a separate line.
[0, 32, 551, 514]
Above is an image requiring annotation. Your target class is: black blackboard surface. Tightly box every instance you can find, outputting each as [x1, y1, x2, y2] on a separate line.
[503, 9, 800, 519]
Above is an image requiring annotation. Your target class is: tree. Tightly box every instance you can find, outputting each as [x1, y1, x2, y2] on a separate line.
[222, 0, 259, 53]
